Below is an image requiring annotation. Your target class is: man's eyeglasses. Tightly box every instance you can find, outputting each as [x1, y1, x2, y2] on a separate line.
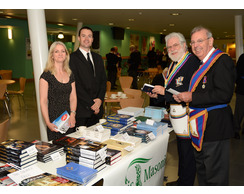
[166, 43, 180, 50]
[190, 37, 210, 46]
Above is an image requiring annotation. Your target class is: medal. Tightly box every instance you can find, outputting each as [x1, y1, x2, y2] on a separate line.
[202, 76, 207, 89]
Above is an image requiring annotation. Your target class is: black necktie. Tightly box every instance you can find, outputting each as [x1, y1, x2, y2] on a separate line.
[87, 53, 95, 76]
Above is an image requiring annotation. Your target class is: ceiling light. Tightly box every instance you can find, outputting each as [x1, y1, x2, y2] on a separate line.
[126, 27, 130, 29]
[169, 24, 175, 27]
[138, 12, 142, 15]
[72, 18, 78, 21]
[58, 32, 64, 39]
[8, 28, 12, 40]
[109, 23, 114, 26]
[57, 23, 64, 26]
[171, 13, 181, 16]
[128, 19, 135, 22]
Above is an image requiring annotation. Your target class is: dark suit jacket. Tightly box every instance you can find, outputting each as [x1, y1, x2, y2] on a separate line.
[191, 54, 236, 142]
[69, 49, 107, 118]
[106, 52, 119, 71]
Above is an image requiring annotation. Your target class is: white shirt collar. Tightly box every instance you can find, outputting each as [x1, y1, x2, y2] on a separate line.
[79, 47, 91, 60]
[202, 47, 215, 63]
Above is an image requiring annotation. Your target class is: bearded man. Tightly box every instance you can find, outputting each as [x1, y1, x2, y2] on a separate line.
[147, 32, 200, 186]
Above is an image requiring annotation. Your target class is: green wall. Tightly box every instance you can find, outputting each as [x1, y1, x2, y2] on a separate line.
[0, 18, 164, 79]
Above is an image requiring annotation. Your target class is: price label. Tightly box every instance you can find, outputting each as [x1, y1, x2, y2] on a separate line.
[50, 152, 61, 161]
[124, 146, 134, 152]
[122, 133, 130, 141]
[136, 120, 141, 124]
[148, 132, 156, 140]
[26, 145, 38, 156]
[97, 149, 106, 161]
[146, 119, 155, 126]
[96, 125, 105, 132]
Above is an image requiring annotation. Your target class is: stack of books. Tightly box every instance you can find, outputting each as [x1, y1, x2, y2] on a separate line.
[101, 122, 129, 136]
[32, 140, 64, 163]
[19, 172, 81, 186]
[117, 107, 144, 117]
[0, 139, 38, 169]
[122, 125, 152, 143]
[106, 113, 136, 125]
[0, 163, 19, 186]
[53, 136, 107, 172]
[57, 162, 98, 185]
[110, 133, 141, 147]
[136, 121, 168, 136]
[144, 106, 166, 121]
[105, 148, 122, 166]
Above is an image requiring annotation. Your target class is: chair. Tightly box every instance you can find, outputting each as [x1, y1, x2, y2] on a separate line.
[8, 77, 27, 108]
[119, 97, 145, 109]
[1, 70, 12, 80]
[119, 76, 133, 91]
[0, 119, 10, 143]
[106, 81, 111, 92]
[0, 84, 11, 117]
[147, 68, 158, 83]
[123, 88, 142, 99]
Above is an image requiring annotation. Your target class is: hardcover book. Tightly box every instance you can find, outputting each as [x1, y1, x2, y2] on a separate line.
[32, 140, 63, 157]
[52, 136, 86, 147]
[0, 139, 36, 155]
[107, 114, 135, 124]
[105, 148, 122, 166]
[57, 162, 98, 184]
[101, 122, 129, 134]
[19, 172, 81, 186]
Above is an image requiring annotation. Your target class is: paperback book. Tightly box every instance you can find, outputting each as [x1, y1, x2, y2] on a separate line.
[122, 126, 152, 143]
[57, 162, 98, 184]
[19, 172, 81, 186]
[107, 114, 136, 125]
[141, 83, 155, 93]
[105, 148, 122, 166]
[0, 163, 19, 186]
[118, 107, 144, 117]
[52, 111, 70, 134]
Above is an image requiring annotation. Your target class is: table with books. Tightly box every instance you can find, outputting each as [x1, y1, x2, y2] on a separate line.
[0, 106, 171, 186]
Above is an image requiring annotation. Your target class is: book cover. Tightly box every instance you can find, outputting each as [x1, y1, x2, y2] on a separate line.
[102, 139, 133, 156]
[32, 140, 63, 157]
[57, 162, 98, 184]
[19, 172, 81, 186]
[107, 114, 135, 123]
[136, 121, 167, 136]
[52, 111, 70, 134]
[102, 122, 128, 132]
[52, 136, 86, 147]
[141, 83, 155, 93]
[111, 133, 142, 147]
[0, 139, 36, 155]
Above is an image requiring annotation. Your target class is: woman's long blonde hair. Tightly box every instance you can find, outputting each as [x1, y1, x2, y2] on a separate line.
[44, 41, 71, 76]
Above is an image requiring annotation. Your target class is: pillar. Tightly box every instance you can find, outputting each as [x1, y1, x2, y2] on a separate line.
[27, 9, 48, 141]
[235, 15, 243, 62]
[74, 22, 83, 51]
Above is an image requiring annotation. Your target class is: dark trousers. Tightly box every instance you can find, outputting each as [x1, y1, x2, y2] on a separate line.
[176, 137, 196, 185]
[234, 93, 244, 133]
[107, 69, 117, 88]
[75, 114, 100, 128]
[194, 139, 230, 186]
[128, 70, 138, 89]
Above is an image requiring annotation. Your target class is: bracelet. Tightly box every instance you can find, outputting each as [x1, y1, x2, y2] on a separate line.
[70, 110, 76, 115]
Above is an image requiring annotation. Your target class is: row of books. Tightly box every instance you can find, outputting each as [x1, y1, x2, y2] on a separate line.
[0, 139, 38, 169]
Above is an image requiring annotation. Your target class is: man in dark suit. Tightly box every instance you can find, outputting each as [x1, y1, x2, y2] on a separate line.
[174, 26, 236, 185]
[69, 26, 107, 127]
[106, 47, 119, 89]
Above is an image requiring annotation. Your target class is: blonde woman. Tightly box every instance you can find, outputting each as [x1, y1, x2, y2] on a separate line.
[39, 41, 77, 141]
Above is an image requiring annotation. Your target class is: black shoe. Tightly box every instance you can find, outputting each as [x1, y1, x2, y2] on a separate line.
[166, 180, 178, 186]
[234, 132, 240, 139]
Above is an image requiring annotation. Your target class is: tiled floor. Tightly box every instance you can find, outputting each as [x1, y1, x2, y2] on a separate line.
[1, 78, 244, 186]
